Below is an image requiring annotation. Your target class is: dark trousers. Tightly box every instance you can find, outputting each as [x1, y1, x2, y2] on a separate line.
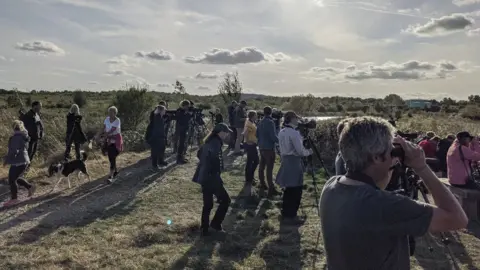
[165, 122, 171, 145]
[150, 139, 166, 167]
[27, 139, 38, 162]
[9, 164, 32, 200]
[201, 183, 231, 231]
[282, 186, 303, 218]
[229, 126, 237, 149]
[244, 144, 259, 183]
[176, 130, 187, 160]
[259, 149, 276, 188]
[65, 138, 81, 160]
[107, 144, 119, 171]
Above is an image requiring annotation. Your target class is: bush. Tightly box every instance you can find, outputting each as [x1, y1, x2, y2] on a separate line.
[460, 105, 480, 120]
[113, 86, 155, 131]
[73, 91, 87, 108]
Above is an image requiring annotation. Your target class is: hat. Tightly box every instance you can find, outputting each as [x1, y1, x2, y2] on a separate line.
[456, 131, 474, 140]
[213, 123, 232, 133]
[240, 100, 247, 105]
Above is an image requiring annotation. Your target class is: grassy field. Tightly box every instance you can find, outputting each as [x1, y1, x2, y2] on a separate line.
[1, 146, 480, 270]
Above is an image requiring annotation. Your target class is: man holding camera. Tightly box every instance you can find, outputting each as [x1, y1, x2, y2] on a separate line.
[175, 100, 192, 164]
[146, 105, 168, 169]
[276, 111, 313, 223]
[320, 117, 467, 270]
[257, 106, 280, 196]
[234, 100, 247, 154]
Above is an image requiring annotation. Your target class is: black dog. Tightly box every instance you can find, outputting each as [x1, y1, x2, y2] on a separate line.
[48, 151, 91, 191]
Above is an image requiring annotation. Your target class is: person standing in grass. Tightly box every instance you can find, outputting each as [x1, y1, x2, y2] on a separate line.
[243, 110, 259, 188]
[192, 123, 232, 236]
[64, 104, 87, 161]
[19, 101, 44, 163]
[146, 105, 168, 170]
[233, 100, 248, 154]
[256, 106, 280, 197]
[100, 106, 123, 183]
[2, 120, 36, 207]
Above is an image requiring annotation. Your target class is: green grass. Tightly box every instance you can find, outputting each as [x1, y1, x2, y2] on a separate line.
[1, 150, 480, 269]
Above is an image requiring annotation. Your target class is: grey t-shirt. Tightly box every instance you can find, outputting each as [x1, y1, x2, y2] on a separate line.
[319, 177, 433, 270]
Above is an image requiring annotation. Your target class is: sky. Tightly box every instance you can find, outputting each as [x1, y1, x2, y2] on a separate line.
[0, 0, 480, 100]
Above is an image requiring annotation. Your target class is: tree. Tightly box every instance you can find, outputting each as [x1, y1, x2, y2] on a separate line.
[73, 90, 87, 108]
[174, 80, 187, 99]
[384, 94, 405, 106]
[113, 86, 155, 131]
[218, 71, 242, 103]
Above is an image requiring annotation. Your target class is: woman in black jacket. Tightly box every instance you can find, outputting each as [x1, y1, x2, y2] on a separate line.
[65, 104, 87, 160]
[192, 123, 232, 236]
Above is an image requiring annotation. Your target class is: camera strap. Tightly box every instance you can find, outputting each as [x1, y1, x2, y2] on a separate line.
[344, 171, 379, 190]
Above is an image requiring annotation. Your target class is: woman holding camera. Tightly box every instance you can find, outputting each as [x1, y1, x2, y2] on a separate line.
[65, 104, 87, 161]
[243, 111, 259, 188]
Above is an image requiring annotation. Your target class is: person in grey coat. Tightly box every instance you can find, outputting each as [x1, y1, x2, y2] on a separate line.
[2, 120, 36, 207]
[276, 111, 313, 224]
[192, 123, 232, 236]
[146, 105, 168, 169]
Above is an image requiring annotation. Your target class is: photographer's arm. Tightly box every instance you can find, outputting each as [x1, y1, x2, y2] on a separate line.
[415, 167, 468, 232]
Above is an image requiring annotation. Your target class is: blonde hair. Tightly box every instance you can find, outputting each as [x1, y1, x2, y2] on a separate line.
[108, 106, 118, 115]
[13, 120, 27, 133]
[70, 104, 80, 115]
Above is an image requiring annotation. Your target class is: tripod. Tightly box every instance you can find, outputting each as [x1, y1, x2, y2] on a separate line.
[395, 166, 459, 269]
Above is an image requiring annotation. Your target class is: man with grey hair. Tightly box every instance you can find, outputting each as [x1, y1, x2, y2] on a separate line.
[320, 116, 467, 270]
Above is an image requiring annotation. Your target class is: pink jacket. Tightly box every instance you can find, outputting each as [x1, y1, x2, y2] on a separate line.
[447, 139, 480, 185]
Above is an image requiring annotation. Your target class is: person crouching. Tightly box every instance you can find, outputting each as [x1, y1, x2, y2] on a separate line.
[276, 111, 313, 224]
[192, 123, 232, 236]
[146, 105, 168, 170]
[2, 120, 36, 207]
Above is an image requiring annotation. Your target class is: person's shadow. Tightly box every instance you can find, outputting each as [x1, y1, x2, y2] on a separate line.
[260, 220, 302, 270]
[0, 154, 179, 244]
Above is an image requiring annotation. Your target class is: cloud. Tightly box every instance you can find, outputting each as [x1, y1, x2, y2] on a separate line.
[157, 83, 171, 87]
[468, 28, 480, 36]
[184, 47, 291, 65]
[453, 0, 480, 6]
[197, 86, 210, 90]
[0, 55, 14, 62]
[106, 70, 128, 76]
[324, 58, 356, 66]
[194, 71, 226, 79]
[404, 14, 474, 37]
[105, 55, 131, 66]
[135, 50, 174, 61]
[306, 60, 464, 82]
[15, 40, 65, 55]
[88, 81, 99, 85]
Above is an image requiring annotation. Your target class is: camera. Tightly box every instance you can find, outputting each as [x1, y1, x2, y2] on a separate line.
[272, 110, 284, 120]
[396, 131, 419, 142]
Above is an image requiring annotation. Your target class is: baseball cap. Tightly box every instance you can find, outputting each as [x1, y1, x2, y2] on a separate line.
[456, 131, 474, 140]
[213, 123, 232, 133]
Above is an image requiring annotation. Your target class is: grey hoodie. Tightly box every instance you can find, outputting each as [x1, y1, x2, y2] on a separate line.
[5, 131, 31, 166]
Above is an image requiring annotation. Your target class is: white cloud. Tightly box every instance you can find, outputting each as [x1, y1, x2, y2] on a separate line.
[404, 14, 475, 37]
[135, 50, 174, 61]
[197, 86, 210, 90]
[453, 0, 480, 6]
[307, 60, 465, 82]
[0, 55, 14, 62]
[467, 28, 480, 36]
[106, 70, 128, 76]
[184, 47, 291, 65]
[88, 81, 99, 85]
[15, 40, 65, 55]
[106, 55, 131, 66]
[194, 71, 226, 79]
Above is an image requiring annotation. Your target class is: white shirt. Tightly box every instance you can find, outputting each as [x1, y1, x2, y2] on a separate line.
[104, 117, 121, 135]
[278, 126, 312, 157]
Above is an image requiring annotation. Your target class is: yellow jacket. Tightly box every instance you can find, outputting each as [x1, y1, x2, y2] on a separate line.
[243, 120, 257, 144]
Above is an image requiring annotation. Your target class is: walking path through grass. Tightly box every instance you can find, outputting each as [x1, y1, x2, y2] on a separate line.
[1, 150, 480, 269]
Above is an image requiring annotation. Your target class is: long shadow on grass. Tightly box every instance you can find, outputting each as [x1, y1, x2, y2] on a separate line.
[260, 221, 302, 270]
[0, 153, 180, 244]
[414, 230, 476, 270]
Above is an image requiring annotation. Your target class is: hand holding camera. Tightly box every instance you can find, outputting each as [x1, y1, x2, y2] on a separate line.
[393, 136, 427, 171]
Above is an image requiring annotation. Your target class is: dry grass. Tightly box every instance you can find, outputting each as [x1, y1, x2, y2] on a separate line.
[0, 147, 480, 270]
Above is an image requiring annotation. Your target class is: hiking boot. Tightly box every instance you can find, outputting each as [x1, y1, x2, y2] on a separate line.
[28, 184, 36, 197]
[3, 199, 20, 207]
